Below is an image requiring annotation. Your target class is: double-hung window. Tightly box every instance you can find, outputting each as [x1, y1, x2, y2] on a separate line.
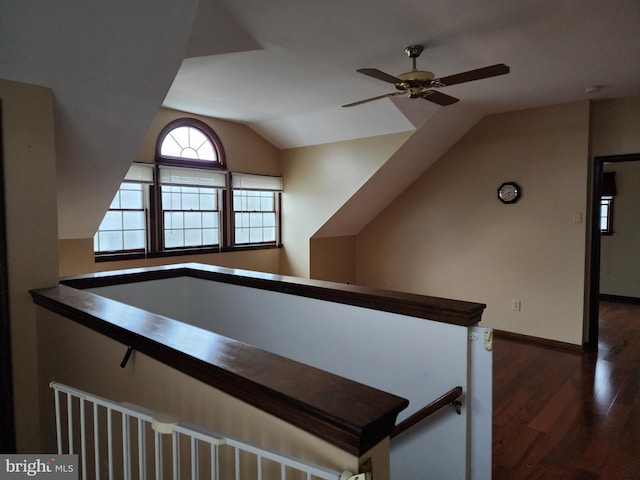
[159, 166, 225, 249]
[94, 163, 153, 254]
[232, 173, 282, 246]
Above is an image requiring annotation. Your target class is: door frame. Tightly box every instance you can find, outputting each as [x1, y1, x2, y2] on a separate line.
[586, 152, 640, 350]
[0, 99, 17, 452]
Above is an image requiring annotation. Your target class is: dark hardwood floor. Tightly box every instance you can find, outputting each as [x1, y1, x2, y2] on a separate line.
[493, 301, 640, 479]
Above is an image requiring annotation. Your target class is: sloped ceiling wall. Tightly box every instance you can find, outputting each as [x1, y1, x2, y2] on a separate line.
[0, 1, 200, 239]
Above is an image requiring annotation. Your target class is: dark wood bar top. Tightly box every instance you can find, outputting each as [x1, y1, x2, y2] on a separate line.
[60, 263, 486, 327]
[32, 263, 485, 455]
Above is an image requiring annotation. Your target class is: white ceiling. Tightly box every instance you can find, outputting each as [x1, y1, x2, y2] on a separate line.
[164, 0, 640, 149]
[1, 0, 639, 238]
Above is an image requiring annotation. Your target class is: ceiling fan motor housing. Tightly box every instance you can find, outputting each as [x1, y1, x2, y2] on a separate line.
[395, 70, 436, 94]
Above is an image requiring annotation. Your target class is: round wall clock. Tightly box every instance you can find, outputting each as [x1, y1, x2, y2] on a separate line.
[497, 181, 521, 204]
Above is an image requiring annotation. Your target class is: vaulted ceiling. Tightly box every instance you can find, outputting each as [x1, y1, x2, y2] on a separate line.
[168, 0, 640, 148]
[1, 0, 639, 238]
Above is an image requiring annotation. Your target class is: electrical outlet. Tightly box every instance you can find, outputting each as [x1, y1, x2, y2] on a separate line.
[511, 299, 521, 311]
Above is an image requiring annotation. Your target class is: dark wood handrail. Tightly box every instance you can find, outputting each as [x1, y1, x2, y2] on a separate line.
[391, 386, 463, 439]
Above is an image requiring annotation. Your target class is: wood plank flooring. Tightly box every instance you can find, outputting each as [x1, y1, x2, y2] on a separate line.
[493, 301, 640, 479]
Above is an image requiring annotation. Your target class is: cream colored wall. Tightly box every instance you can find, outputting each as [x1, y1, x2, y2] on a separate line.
[591, 96, 640, 157]
[280, 132, 412, 277]
[37, 308, 387, 477]
[310, 236, 356, 283]
[58, 107, 283, 276]
[356, 101, 591, 345]
[600, 162, 640, 297]
[59, 238, 281, 277]
[0, 79, 59, 451]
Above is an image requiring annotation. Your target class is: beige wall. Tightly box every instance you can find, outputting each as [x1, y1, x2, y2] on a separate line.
[591, 96, 640, 157]
[310, 236, 356, 283]
[0, 79, 60, 451]
[58, 107, 283, 276]
[356, 101, 591, 345]
[280, 132, 412, 277]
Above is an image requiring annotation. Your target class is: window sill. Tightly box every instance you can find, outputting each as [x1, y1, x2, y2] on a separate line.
[95, 244, 282, 263]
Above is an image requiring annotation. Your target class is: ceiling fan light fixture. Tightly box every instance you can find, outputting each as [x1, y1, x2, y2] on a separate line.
[408, 87, 423, 98]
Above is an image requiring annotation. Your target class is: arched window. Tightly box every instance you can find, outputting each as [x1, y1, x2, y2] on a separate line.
[155, 119, 227, 250]
[157, 118, 225, 167]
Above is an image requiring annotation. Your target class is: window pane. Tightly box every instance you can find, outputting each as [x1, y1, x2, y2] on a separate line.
[181, 148, 199, 160]
[202, 228, 218, 245]
[184, 229, 202, 246]
[236, 212, 249, 228]
[171, 127, 189, 150]
[249, 212, 263, 227]
[161, 135, 182, 157]
[200, 192, 217, 210]
[262, 226, 276, 242]
[123, 230, 145, 250]
[233, 193, 246, 211]
[197, 142, 216, 161]
[109, 194, 121, 209]
[600, 217, 608, 230]
[189, 128, 207, 150]
[247, 195, 260, 211]
[202, 212, 218, 228]
[100, 211, 123, 231]
[263, 213, 276, 227]
[165, 212, 184, 229]
[184, 212, 202, 229]
[236, 227, 249, 244]
[98, 231, 123, 251]
[249, 227, 263, 243]
[123, 211, 145, 230]
[260, 195, 274, 211]
[164, 229, 184, 248]
[120, 188, 142, 209]
[182, 192, 199, 210]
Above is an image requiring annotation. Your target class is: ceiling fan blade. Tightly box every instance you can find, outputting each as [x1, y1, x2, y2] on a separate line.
[422, 90, 459, 106]
[437, 64, 510, 87]
[357, 68, 402, 84]
[342, 91, 404, 108]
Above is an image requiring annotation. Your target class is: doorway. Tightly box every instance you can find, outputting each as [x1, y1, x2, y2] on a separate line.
[0, 100, 17, 452]
[586, 153, 640, 350]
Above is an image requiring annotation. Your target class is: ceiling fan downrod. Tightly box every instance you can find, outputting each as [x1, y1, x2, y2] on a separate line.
[404, 45, 424, 71]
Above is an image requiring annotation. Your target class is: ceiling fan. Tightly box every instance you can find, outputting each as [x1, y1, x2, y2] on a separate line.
[343, 45, 509, 107]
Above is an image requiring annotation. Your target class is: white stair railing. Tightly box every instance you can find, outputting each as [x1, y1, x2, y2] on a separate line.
[50, 382, 352, 480]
